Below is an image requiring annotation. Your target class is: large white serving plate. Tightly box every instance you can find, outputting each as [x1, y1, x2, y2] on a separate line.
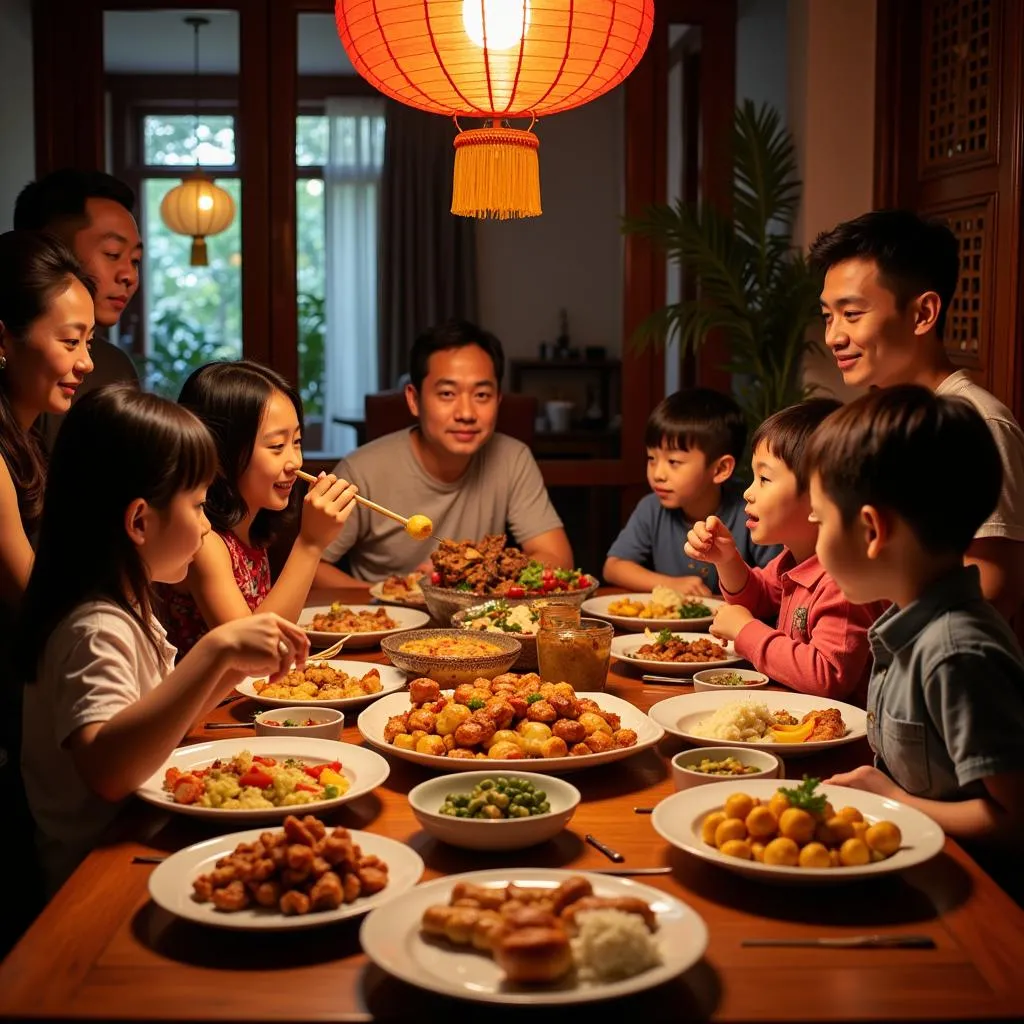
[359, 868, 708, 1004]
[368, 578, 427, 608]
[610, 632, 742, 676]
[583, 593, 723, 632]
[136, 737, 390, 822]
[235, 658, 407, 709]
[299, 604, 430, 648]
[357, 691, 663, 774]
[652, 779, 945, 884]
[647, 690, 867, 757]
[149, 827, 423, 930]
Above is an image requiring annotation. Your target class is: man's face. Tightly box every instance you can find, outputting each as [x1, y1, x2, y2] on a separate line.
[70, 198, 142, 328]
[819, 258, 929, 389]
[406, 344, 500, 459]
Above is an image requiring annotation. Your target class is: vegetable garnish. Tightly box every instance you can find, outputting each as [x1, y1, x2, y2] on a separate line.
[466, 697, 486, 711]
[525, 692, 544, 705]
[778, 776, 828, 816]
[656, 628, 674, 645]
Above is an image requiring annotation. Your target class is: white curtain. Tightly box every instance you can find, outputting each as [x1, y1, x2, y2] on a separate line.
[324, 96, 385, 454]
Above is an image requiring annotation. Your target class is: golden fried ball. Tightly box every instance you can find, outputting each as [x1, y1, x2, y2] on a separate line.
[745, 805, 779, 840]
[839, 837, 871, 866]
[768, 791, 791, 820]
[724, 792, 756, 821]
[851, 820, 870, 842]
[405, 514, 433, 541]
[798, 842, 832, 869]
[816, 815, 854, 846]
[750, 841, 766, 863]
[865, 821, 902, 857]
[701, 812, 727, 846]
[762, 836, 800, 866]
[715, 818, 748, 847]
[718, 839, 753, 860]
[837, 805, 864, 824]
[778, 807, 816, 844]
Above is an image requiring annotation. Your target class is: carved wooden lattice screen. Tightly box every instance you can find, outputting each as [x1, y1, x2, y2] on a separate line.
[921, 0, 995, 169]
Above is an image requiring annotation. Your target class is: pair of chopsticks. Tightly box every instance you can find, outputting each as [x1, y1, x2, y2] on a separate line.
[294, 469, 431, 539]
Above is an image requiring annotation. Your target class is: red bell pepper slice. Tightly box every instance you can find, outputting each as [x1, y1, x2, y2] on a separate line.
[238, 769, 274, 789]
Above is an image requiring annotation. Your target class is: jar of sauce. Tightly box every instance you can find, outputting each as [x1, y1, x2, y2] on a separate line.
[537, 616, 614, 692]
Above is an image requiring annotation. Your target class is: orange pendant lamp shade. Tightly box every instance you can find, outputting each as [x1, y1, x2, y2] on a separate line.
[334, 0, 654, 219]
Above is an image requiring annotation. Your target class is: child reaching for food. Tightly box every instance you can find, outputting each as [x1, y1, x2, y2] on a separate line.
[805, 387, 1024, 859]
[17, 385, 310, 895]
[684, 400, 886, 704]
[158, 361, 358, 657]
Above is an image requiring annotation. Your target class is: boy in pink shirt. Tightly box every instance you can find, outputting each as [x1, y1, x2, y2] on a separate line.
[685, 399, 886, 704]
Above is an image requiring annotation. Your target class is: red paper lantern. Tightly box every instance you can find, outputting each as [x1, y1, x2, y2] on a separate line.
[335, 0, 654, 218]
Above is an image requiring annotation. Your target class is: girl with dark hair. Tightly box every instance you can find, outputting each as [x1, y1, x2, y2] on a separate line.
[18, 384, 310, 895]
[0, 229, 94, 599]
[159, 360, 357, 657]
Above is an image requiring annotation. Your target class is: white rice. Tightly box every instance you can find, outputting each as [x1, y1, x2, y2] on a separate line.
[690, 700, 774, 741]
[571, 908, 661, 981]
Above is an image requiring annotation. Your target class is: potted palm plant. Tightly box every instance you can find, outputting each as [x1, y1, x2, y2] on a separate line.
[624, 100, 823, 432]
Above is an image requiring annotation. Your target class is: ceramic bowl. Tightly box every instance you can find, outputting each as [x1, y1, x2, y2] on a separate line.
[252, 706, 345, 740]
[692, 668, 770, 692]
[450, 601, 543, 671]
[407, 770, 581, 850]
[670, 746, 782, 791]
[419, 578, 599, 626]
[381, 628, 521, 687]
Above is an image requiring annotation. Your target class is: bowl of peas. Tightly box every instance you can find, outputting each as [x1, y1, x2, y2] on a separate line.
[407, 770, 581, 850]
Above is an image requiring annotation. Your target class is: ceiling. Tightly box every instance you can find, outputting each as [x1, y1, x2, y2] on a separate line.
[103, 10, 355, 75]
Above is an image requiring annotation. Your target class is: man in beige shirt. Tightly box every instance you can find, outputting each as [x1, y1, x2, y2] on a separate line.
[811, 210, 1024, 620]
[14, 170, 141, 449]
[314, 321, 573, 584]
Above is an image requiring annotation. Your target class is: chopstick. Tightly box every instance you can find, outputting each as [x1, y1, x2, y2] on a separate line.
[294, 469, 420, 532]
[204, 722, 254, 730]
[587, 866, 671, 876]
[132, 855, 166, 865]
[313, 635, 352, 659]
[584, 834, 625, 863]
[742, 935, 936, 949]
[642, 674, 694, 684]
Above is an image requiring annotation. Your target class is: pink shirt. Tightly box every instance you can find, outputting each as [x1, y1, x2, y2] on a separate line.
[724, 550, 886, 705]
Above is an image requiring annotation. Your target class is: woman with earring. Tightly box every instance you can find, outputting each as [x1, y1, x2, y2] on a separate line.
[0, 229, 95, 954]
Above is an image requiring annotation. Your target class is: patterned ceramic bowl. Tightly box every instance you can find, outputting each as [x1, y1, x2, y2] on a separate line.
[381, 628, 522, 687]
[420, 578, 599, 626]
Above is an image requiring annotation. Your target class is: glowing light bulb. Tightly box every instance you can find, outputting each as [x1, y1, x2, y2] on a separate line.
[197, 193, 214, 211]
[462, 0, 529, 50]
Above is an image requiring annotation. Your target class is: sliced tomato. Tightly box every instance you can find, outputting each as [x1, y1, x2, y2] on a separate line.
[506, 585, 526, 598]
[238, 769, 275, 789]
[575, 576, 591, 589]
[252, 755, 277, 767]
[431, 571, 441, 585]
[294, 782, 320, 793]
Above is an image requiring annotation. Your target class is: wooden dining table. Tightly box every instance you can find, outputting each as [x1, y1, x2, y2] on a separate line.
[2, 587, 1024, 1023]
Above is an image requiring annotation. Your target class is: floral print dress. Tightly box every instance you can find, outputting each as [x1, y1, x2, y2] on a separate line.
[159, 531, 271, 658]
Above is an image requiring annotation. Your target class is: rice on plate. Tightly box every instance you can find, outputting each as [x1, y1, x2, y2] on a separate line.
[689, 701, 775, 742]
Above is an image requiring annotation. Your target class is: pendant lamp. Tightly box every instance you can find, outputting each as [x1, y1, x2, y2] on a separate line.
[334, 0, 654, 220]
[159, 16, 235, 266]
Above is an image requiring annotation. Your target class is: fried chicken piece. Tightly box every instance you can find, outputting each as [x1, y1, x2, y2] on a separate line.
[802, 707, 847, 741]
[279, 890, 311, 916]
[308, 870, 345, 911]
[211, 880, 250, 912]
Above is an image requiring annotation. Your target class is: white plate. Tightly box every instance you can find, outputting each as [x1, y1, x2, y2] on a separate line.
[610, 632, 742, 676]
[235, 659, 407, 709]
[368, 580, 427, 608]
[149, 827, 423, 930]
[647, 690, 868, 757]
[299, 604, 430, 648]
[583, 593, 723, 632]
[357, 691, 663, 774]
[136, 736, 390, 822]
[652, 779, 945, 884]
[359, 868, 708, 1004]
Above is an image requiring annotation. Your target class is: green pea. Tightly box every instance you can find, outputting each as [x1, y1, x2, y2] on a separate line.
[533, 790, 546, 803]
[467, 796, 486, 814]
[454, 794, 470, 808]
[538, 802, 551, 814]
[455, 807, 469, 818]
[488, 791, 510, 809]
[479, 779, 495, 791]
[510, 804, 530, 818]
[495, 777, 509, 788]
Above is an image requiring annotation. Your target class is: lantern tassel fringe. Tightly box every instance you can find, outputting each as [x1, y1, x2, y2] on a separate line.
[451, 125, 541, 220]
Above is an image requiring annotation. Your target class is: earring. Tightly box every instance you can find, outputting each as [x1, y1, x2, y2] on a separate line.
[0, 355, 6, 370]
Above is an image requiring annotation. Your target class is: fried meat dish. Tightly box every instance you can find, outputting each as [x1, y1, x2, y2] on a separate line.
[306, 604, 397, 633]
[632, 636, 728, 663]
[430, 534, 530, 592]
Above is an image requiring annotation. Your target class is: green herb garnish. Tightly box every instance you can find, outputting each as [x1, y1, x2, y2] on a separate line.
[678, 601, 712, 618]
[656, 628, 674, 645]
[525, 692, 544, 705]
[778, 776, 827, 815]
[455, 582, 473, 591]
[466, 697, 486, 711]
[282, 719, 298, 727]
[518, 562, 545, 589]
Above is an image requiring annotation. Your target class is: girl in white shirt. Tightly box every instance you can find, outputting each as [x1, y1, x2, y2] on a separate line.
[18, 384, 311, 895]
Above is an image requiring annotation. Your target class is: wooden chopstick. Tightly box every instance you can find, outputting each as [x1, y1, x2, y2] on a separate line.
[294, 469, 409, 527]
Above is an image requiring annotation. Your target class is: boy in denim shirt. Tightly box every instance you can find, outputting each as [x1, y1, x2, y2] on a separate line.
[604, 389, 778, 596]
[808, 386, 1024, 850]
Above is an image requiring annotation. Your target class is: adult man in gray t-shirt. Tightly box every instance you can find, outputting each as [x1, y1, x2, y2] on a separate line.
[314, 320, 572, 585]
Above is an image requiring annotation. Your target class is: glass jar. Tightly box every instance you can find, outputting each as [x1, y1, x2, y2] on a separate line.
[536, 616, 614, 692]
[537, 602, 581, 630]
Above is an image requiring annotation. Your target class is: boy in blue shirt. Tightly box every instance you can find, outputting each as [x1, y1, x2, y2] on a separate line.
[604, 389, 779, 595]
[807, 386, 1024, 853]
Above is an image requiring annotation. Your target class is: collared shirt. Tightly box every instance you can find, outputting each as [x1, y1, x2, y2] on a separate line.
[606, 482, 780, 594]
[866, 565, 1024, 800]
[726, 550, 887, 704]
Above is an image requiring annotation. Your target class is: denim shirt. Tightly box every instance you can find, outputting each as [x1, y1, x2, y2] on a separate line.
[866, 565, 1024, 800]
